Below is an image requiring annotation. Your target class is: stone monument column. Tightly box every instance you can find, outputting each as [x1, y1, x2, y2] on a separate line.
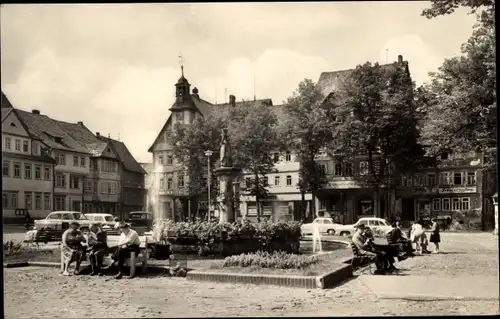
[214, 128, 241, 223]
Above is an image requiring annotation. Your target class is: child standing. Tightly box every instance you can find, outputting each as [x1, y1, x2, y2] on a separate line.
[429, 218, 440, 253]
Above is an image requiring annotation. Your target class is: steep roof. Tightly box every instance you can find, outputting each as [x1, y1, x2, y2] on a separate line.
[1, 107, 12, 121]
[15, 109, 90, 153]
[54, 120, 108, 156]
[317, 60, 410, 98]
[98, 136, 146, 174]
[1, 90, 14, 109]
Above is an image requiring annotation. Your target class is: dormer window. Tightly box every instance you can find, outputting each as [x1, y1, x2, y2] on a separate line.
[175, 113, 183, 122]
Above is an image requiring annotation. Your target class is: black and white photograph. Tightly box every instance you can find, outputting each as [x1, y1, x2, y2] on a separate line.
[1, 1, 498, 317]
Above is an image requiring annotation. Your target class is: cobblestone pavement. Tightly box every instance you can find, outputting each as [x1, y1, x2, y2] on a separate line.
[4, 232, 499, 318]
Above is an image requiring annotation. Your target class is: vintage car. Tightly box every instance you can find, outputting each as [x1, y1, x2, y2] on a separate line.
[300, 217, 343, 236]
[34, 211, 92, 230]
[85, 213, 116, 227]
[334, 217, 393, 237]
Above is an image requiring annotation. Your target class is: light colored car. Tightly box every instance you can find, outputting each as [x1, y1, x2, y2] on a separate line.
[85, 213, 116, 227]
[301, 217, 342, 236]
[34, 211, 91, 230]
[335, 217, 392, 237]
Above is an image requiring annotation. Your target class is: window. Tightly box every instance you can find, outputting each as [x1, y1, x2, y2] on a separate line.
[56, 154, 66, 165]
[166, 155, 173, 165]
[285, 152, 292, 162]
[432, 198, 441, 211]
[334, 163, 342, 176]
[44, 166, 51, 180]
[25, 192, 32, 210]
[167, 177, 173, 190]
[2, 193, 9, 208]
[263, 176, 268, 185]
[272, 152, 280, 163]
[2, 161, 9, 177]
[33, 165, 41, 180]
[401, 176, 413, 187]
[175, 113, 183, 122]
[160, 177, 165, 190]
[56, 173, 66, 188]
[245, 177, 251, 188]
[461, 198, 470, 210]
[320, 164, 327, 175]
[158, 155, 164, 165]
[451, 198, 460, 211]
[439, 172, 451, 185]
[359, 161, 368, 175]
[35, 193, 42, 209]
[286, 175, 292, 186]
[11, 193, 18, 208]
[442, 198, 450, 211]
[84, 180, 93, 192]
[24, 164, 32, 179]
[101, 181, 108, 194]
[48, 213, 62, 220]
[414, 174, 424, 186]
[15, 139, 21, 151]
[22, 140, 29, 153]
[110, 182, 116, 194]
[178, 175, 184, 188]
[344, 163, 353, 176]
[467, 172, 476, 185]
[274, 176, 280, 186]
[54, 197, 65, 211]
[427, 173, 436, 187]
[13, 163, 21, 178]
[69, 175, 80, 189]
[80, 157, 86, 167]
[91, 160, 98, 170]
[32, 141, 39, 155]
[453, 172, 463, 185]
[5, 137, 11, 150]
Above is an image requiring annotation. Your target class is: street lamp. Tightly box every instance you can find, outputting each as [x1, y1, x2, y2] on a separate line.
[204, 150, 213, 222]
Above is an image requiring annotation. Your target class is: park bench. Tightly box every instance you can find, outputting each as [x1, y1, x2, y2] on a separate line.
[349, 241, 375, 275]
[60, 235, 149, 278]
[24, 229, 62, 248]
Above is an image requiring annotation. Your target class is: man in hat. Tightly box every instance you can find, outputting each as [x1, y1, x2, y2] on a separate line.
[103, 222, 141, 279]
[352, 224, 390, 274]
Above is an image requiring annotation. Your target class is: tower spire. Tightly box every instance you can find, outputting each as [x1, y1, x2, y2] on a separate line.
[178, 53, 184, 76]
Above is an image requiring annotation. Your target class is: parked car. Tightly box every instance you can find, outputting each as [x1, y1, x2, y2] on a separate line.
[34, 211, 91, 230]
[85, 213, 116, 227]
[300, 217, 343, 236]
[335, 217, 392, 237]
[126, 211, 154, 235]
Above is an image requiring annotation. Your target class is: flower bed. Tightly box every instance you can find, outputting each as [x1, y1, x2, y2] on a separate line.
[3, 241, 60, 264]
[156, 220, 302, 257]
[223, 251, 319, 269]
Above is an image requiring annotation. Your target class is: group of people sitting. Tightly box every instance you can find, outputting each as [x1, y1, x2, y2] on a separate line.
[352, 218, 441, 274]
[61, 221, 141, 279]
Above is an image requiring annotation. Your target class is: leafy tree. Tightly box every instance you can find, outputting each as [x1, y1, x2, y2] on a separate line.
[419, 0, 496, 167]
[228, 102, 282, 220]
[168, 113, 225, 220]
[333, 62, 424, 217]
[283, 79, 333, 219]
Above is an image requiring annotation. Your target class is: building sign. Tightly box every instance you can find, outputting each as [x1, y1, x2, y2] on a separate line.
[434, 187, 477, 194]
[327, 180, 362, 189]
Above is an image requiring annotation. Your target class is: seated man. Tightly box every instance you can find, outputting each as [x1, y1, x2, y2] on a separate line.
[352, 225, 389, 274]
[102, 222, 141, 279]
[387, 222, 414, 258]
[363, 227, 398, 270]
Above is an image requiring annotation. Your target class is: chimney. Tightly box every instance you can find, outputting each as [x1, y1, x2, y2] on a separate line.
[32, 109, 40, 115]
[192, 87, 199, 99]
[77, 121, 83, 126]
[398, 55, 403, 63]
[229, 95, 236, 107]
[96, 132, 100, 137]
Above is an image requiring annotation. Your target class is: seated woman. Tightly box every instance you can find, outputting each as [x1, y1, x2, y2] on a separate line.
[61, 222, 85, 276]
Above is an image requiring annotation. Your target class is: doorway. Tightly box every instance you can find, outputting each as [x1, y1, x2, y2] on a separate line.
[401, 198, 415, 221]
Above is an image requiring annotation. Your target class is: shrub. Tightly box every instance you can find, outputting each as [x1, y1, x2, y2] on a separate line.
[222, 251, 319, 269]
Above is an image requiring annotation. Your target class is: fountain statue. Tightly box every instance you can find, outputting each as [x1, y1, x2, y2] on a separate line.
[214, 128, 241, 223]
[312, 220, 323, 253]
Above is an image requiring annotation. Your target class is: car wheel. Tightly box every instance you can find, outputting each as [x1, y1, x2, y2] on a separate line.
[327, 229, 336, 236]
[340, 231, 350, 237]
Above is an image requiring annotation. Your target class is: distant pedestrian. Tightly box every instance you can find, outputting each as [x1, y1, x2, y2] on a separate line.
[429, 218, 440, 253]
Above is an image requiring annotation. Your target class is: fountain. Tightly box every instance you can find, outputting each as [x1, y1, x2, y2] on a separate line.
[312, 220, 323, 253]
[214, 128, 241, 223]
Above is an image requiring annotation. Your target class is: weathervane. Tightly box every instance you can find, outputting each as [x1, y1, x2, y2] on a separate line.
[178, 53, 184, 76]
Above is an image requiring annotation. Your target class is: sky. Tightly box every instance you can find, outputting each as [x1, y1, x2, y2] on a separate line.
[1, 2, 476, 163]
